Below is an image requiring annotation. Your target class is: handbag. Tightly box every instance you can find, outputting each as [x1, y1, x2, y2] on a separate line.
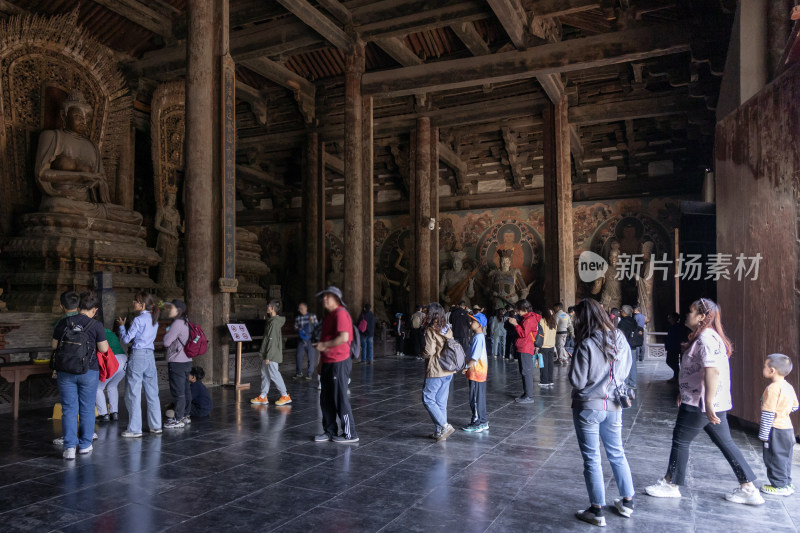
[609, 358, 632, 409]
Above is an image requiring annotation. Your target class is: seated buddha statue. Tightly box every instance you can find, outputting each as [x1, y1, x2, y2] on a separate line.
[34, 90, 142, 225]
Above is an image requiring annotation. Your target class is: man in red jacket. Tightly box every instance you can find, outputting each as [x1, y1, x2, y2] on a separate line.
[508, 299, 541, 403]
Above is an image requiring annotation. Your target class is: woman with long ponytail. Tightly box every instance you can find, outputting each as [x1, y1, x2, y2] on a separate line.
[645, 298, 764, 505]
[116, 292, 162, 437]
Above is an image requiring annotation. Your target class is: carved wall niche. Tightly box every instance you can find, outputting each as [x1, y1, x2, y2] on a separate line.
[150, 80, 186, 207]
[0, 11, 131, 238]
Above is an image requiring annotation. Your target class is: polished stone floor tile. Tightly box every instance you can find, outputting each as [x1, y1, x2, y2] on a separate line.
[0, 347, 798, 532]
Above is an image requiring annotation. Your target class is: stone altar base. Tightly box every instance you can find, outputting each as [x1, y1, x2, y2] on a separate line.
[3, 212, 160, 313]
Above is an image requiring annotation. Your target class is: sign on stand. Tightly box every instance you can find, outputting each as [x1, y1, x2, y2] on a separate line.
[225, 323, 251, 391]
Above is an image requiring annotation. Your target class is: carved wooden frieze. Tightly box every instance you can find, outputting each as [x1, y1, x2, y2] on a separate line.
[150, 80, 186, 207]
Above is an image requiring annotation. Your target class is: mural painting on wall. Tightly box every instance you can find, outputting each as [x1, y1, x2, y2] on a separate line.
[376, 226, 412, 322]
[580, 199, 678, 331]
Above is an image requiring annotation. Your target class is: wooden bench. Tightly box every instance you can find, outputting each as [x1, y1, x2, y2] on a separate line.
[0, 362, 53, 420]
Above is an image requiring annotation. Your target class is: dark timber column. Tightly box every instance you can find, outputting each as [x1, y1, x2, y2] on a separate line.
[117, 122, 134, 209]
[542, 98, 575, 308]
[304, 131, 320, 307]
[185, 0, 216, 374]
[414, 117, 432, 305]
[318, 145, 327, 300]
[429, 127, 439, 299]
[343, 42, 365, 312]
[362, 97, 374, 307]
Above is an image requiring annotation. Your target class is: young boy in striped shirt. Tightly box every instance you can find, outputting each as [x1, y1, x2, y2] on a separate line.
[759, 353, 799, 496]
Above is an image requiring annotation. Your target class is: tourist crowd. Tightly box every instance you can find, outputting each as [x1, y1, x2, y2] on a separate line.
[51, 289, 797, 526]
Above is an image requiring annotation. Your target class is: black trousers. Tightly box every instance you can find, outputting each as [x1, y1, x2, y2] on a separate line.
[469, 380, 487, 425]
[455, 337, 470, 356]
[410, 327, 424, 357]
[666, 350, 680, 379]
[167, 361, 192, 419]
[539, 347, 554, 385]
[764, 427, 795, 488]
[320, 359, 357, 439]
[666, 404, 756, 486]
[518, 352, 534, 398]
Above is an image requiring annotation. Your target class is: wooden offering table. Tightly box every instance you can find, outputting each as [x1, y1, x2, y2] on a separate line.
[0, 362, 53, 420]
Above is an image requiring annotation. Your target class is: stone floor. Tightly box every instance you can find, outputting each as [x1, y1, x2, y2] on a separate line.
[0, 346, 798, 533]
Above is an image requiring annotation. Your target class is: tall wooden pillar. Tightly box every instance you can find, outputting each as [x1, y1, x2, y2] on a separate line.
[362, 97, 374, 307]
[542, 98, 575, 308]
[304, 131, 320, 308]
[184, 0, 229, 382]
[429, 127, 439, 298]
[414, 117, 432, 305]
[317, 141, 327, 313]
[343, 43, 365, 312]
[185, 0, 216, 376]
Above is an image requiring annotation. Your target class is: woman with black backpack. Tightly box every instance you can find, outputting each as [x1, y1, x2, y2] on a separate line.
[52, 291, 109, 459]
[570, 298, 635, 526]
[420, 302, 457, 442]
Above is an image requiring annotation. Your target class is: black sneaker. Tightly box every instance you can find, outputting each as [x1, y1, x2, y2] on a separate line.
[515, 396, 534, 404]
[613, 498, 634, 518]
[96, 414, 110, 422]
[332, 435, 359, 444]
[109, 412, 119, 421]
[314, 433, 333, 442]
[576, 508, 606, 527]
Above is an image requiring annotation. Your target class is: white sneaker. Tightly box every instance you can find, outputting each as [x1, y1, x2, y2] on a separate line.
[78, 445, 93, 454]
[645, 478, 681, 498]
[62, 448, 76, 460]
[53, 432, 98, 446]
[725, 486, 765, 506]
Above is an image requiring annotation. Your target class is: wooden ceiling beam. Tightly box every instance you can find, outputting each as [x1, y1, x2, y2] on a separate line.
[362, 25, 691, 97]
[236, 164, 288, 190]
[235, 80, 268, 126]
[487, 0, 529, 49]
[134, 19, 320, 78]
[352, 1, 491, 39]
[323, 151, 345, 175]
[373, 37, 423, 66]
[450, 21, 490, 56]
[241, 57, 316, 123]
[568, 94, 694, 125]
[536, 72, 564, 103]
[523, 0, 602, 19]
[317, 0, 352, 25]
[92, 0, 173, 40]
[276, 0, 353, 52]
[501, 126, 525, 189]
[0, 0, 26, 16]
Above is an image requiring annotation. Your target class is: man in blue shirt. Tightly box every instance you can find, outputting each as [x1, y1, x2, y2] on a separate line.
[294, 302, 318, 380]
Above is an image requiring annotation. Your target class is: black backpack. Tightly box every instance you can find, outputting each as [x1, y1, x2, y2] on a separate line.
[51, 320, 93, 374]
[439, 338, 467, 372]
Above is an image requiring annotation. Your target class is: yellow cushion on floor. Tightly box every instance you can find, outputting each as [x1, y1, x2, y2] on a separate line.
[51, 403, 98, 420]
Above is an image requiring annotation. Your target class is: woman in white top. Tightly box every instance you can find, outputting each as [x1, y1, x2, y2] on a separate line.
[644, 298, 764, 505]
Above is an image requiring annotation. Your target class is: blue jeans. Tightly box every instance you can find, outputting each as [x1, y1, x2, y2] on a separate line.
[58, 369, 99, 450]
[296, 339, 315, 376]
[626, 348, 639, 389]
[573, 408, 635, 506]
[360, 336, 374, 362]
[124, 349, 162, 433]
[491, 334, 505, 358]
[422, 375, 453, 432]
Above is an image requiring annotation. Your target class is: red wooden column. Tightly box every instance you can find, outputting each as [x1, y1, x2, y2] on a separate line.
[542, 98, 575, 308]
[414, 117, 432, 305]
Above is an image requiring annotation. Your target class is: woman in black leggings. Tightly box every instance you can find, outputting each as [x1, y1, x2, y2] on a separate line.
[644, 298, 763, 506]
